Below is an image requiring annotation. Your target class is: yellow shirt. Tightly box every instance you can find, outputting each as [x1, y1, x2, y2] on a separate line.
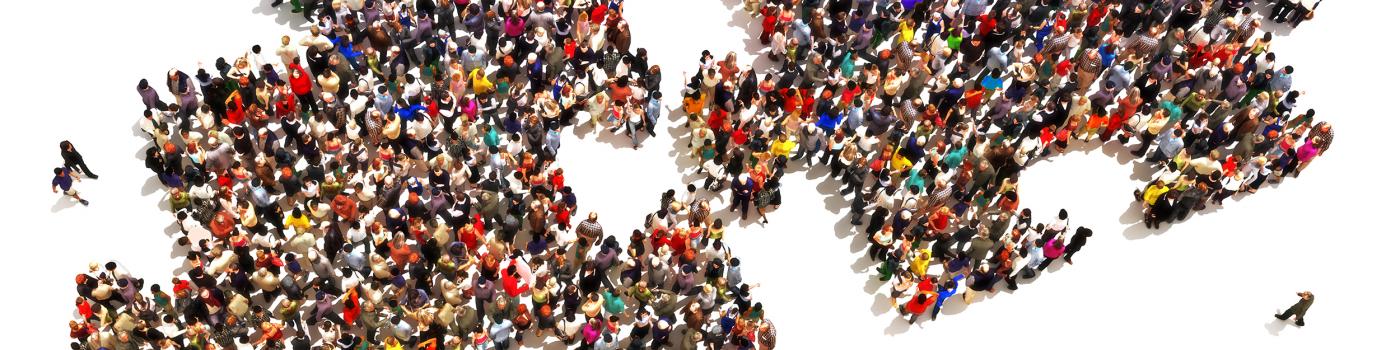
[897, 21, 916, 44]
[285, 214, 311, 233]
[471, 69, 493, 94]
[1143, 185, 1171, 205]
[770, 139, 796, 157]
[890, 151, 913, 173]
[909, 250, 932, 276]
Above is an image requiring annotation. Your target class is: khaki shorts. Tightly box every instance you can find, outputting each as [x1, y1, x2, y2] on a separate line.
[63, 188, 78, 196]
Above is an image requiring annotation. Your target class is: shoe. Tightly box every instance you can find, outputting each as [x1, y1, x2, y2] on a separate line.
[1065, 258, 1073, 265]
[89, 174, 100, 179]
[1274, 314, 1287, 320]
[79, 200, 90, 206]
[1295, 320, 1304, 327]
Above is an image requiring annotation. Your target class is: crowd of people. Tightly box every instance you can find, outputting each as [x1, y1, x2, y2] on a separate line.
[77, 0, 780, 349]
[65, 0, 1338, 348]
[674, 0, 1330, 323]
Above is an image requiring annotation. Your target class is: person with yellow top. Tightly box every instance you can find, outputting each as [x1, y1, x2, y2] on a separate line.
[909, 249, 933, 277]
[1142, 180, 1173, 229]
[769, 135, 797, 159]
[470, 68, 493, 95]
[284, 207, 312, 234]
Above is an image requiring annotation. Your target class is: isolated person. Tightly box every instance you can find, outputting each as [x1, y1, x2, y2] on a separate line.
[1275, 291, 1314, 326]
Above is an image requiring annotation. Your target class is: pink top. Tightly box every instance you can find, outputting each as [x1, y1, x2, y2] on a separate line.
[1296, 140, 1320, 163]
[1043, 237, 1067, 259]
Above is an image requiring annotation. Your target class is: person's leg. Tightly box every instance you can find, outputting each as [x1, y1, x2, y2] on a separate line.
[68, 190, 89, 206]
[1131, 132, 1155, 156]
[76, 159, 99, 178]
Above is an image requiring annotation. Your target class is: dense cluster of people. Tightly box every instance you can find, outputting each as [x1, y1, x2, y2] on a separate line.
[675, 0, 1330, 323]
[76, 1, 780, 349]
[63, 0, 1339, 348]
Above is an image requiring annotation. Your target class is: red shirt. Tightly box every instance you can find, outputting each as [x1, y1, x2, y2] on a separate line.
[171, 279, 192, 296]
[904, 292, 936, 314]
[288, 63, 313, 95]
[502, 271, 529, 297]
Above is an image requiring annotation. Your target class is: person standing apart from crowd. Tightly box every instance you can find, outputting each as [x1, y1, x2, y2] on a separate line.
[60, 141, 99, 179]
[1275, 291, 1314, 326]
[52, 167, 89, 206]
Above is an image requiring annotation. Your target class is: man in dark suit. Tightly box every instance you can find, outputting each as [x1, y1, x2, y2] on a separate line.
[730, 174, 755, 221]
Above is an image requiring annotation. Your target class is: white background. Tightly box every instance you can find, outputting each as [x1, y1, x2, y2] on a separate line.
[0, 0, 1395, 348]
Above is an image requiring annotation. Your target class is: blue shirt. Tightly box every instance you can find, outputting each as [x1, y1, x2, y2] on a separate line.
[1156, 134, 1185, 157]
[52, 169, 73, 191]
[1099, 44, 1117, 69]
[934, 274, 966, 309]
[980, 75, 1003, 91]
[646, 98, 662, 124]
[251, 186, 274, 207]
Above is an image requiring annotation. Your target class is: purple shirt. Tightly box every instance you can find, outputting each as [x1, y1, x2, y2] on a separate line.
[52, 169, 73, 190]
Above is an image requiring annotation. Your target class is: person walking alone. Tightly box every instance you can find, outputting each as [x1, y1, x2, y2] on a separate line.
[1274, 291, 1314, 326]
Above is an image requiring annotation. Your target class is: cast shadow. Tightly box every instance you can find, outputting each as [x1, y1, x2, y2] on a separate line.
[250, 2, 313, 30]
[1264, 319, 1287, 336]
[884, 315, 912, 335]
[142, 176, 165, 196]
[51, 196, 78, 212]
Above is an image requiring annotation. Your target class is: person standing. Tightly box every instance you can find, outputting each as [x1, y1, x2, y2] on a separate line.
[1274, 291, 1314, 326]
[52, 167, 89, 206]
[1063, 227, 1093, 264]
[60, 141, 98, 179]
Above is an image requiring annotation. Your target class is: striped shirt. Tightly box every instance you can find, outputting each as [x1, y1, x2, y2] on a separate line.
[1075, 52, 1102, 75]
[1124, 34, 1159, 59]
